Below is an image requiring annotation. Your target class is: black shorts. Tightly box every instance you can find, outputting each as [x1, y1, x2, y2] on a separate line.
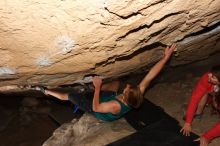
[68, 91, 116, 113]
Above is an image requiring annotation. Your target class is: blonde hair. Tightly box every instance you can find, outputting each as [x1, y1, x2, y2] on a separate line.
[125, 84, 144, 108]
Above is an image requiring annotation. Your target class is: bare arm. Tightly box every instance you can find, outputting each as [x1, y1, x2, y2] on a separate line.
[139, 44, 176, 94]
[92, 76, 102, 112]
[92, 76, 120, 114]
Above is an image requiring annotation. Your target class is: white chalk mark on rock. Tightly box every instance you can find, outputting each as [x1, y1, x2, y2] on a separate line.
[55, 36, 76, 55]
[36, 36, 77, 67]
[36, 56, 53, 67]
[0, 67, 16, 75]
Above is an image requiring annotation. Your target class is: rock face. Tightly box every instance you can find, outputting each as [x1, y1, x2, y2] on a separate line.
[0, 0, 220, 87]
[43, 114, 135, 146]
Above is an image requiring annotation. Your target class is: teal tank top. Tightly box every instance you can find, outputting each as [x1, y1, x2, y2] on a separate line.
[93, 93, 131, 121]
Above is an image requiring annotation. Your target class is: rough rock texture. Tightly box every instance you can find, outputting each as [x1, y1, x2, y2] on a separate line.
[0, 0, 220, 88]
[43, 113, 135, 146]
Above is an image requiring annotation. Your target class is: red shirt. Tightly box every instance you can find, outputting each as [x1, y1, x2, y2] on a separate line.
[186, 73, 220, 140]
[203, 123, 220, 140]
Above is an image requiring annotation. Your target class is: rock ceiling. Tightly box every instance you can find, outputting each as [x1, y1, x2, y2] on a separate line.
[0, 0, 220, 88]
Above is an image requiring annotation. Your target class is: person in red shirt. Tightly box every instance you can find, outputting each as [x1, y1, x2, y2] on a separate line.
[180, 65, 220, 146]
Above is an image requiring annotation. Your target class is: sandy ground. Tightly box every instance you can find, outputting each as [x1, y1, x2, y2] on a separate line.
[145, 76, 220, 146]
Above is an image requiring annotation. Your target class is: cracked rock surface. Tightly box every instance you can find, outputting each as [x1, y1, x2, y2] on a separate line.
[0, 0, 220, 88]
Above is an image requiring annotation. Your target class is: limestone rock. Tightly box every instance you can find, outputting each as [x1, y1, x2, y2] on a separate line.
[43, 113, 135, 146]
[0, 0, 220, 88]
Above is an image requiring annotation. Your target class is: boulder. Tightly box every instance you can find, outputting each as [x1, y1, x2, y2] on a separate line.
[0, 0, 219, 88]
[43, 113, 135, 146]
